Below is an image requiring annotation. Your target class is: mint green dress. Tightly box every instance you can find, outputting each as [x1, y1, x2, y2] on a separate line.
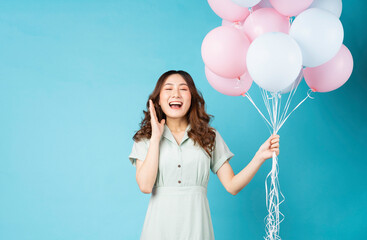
[129, 123, 234, 240]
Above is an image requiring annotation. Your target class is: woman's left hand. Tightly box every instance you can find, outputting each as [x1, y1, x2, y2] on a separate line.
[255, 134, 280, 163]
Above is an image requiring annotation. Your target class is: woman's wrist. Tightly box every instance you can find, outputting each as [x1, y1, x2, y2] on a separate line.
[150, 135, 162, 143]
[254, 152, 265, 165]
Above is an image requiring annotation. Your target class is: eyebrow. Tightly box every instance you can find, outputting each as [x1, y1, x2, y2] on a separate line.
[164, 83, 188, 86]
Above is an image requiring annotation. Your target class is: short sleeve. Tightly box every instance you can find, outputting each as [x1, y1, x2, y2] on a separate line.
[210, 129, 234, 174]
[128, 139, 149, 167]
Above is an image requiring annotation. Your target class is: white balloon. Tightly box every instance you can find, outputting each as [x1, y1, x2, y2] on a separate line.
[309, 0, 342, 18]
[257, 0, 273, 8]
[232, 0, 261, 8]
[246, 32, 303, 93]
[280, 70, 303, 94]
[290, 8, 344, 67]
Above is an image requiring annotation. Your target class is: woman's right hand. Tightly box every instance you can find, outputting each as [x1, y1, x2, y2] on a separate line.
[149, 99, 165, 141]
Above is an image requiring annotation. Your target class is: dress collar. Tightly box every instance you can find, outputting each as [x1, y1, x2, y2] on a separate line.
[163, 123, 191, 146]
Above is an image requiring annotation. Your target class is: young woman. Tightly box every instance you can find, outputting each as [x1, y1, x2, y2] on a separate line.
[129, 70, 280, 240]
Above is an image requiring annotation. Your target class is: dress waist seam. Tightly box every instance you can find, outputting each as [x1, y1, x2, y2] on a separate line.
[151, 185, 207, 196]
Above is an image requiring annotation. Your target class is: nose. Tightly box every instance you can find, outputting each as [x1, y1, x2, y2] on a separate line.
[172, 88, 181, 98]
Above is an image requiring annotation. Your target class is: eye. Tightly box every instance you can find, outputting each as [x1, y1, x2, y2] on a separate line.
[165, 88, 172, 90]
[180, 88, 188, 91]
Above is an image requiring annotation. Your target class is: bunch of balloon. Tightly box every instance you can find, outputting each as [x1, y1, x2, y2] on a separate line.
[201, 0, 353, 239]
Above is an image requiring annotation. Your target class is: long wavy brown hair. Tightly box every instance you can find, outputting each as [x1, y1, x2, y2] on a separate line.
[132, 70, 216, 158]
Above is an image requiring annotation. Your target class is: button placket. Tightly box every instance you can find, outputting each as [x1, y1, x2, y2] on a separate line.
[178, 146, 182, 185]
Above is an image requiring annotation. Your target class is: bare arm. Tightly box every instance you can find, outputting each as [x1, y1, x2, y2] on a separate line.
[217, 134, 280, 195]
[136, 137, 161, 194]
[217, 155, 264, 195]
[135, 99, 165, 194]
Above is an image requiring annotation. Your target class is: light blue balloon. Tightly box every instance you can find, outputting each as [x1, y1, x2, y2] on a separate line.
[256, 0, 273, 8]
[309, 0, 342, 18]
[290, 8, 344, 67]
[280, 70, 303, 94]
[231, 0, 261, 8]
[246, 32, 303, 93]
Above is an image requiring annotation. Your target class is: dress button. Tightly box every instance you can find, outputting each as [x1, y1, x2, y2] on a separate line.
[178, 164, 181, 168]
[178, 180, 181, 184]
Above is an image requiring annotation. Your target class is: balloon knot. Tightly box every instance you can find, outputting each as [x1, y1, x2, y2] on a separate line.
[307, 89, 315, 99]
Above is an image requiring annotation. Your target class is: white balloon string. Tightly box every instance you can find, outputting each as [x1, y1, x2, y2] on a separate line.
[259, 89, 274, 135]
[243, 93, 272, 127]
[261, 92, 283, 240]
[245, 84, 312, 240]
[278, 81, 295, 130]
[260, 87, 273, 128]
[248, 86, 311, 239]
[272, 93, 277, 132]
[277, 72, 303, 132]
[276, 93, 282, 132]
[278, 72, 303, 131]
[267, 91, 275, 128]
[277, 89, 314, 130]
[264, 151, 285, 240]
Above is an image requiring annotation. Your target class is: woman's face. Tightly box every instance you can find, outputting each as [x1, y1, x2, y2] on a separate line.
[159, 74, 192, 120]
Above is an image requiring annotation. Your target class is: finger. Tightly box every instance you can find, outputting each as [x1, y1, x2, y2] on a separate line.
[149, 100, 154, 115]
[268, 134, 279, 142]
[270, 143, 279, 148]
[270, 147, 279, 153]
[151, 102, 159, 123]
[150, 99, 157, 114]
[271, 143, 279, 148]
[271, 138, 279, 144]
[149, 100, 157, 122]
[271, 135, 279, 139]
[160, 118, 165, 126]
[270, 149, 279, 153]
[149, 100, 153, 114]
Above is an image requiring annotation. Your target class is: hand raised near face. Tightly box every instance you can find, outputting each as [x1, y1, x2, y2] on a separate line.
[149, 99, 165, 141]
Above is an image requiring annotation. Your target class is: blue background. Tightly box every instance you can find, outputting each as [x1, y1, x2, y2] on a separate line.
[1, 0, 366, 239]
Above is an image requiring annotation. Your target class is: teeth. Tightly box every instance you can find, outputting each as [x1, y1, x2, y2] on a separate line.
[169, 102, 182, 106]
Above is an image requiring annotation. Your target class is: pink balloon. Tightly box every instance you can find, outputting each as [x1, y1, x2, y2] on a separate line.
[243, 8, 290, 41]
[303, 44, 353, 93]
[208, 0, 250, 22]
[269, 0, 314, 16]
[205, 66, 253, 96]
[201, 26, 251, 79]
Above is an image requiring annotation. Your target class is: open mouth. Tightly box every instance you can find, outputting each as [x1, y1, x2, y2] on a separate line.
[169, 102, 183, 110]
